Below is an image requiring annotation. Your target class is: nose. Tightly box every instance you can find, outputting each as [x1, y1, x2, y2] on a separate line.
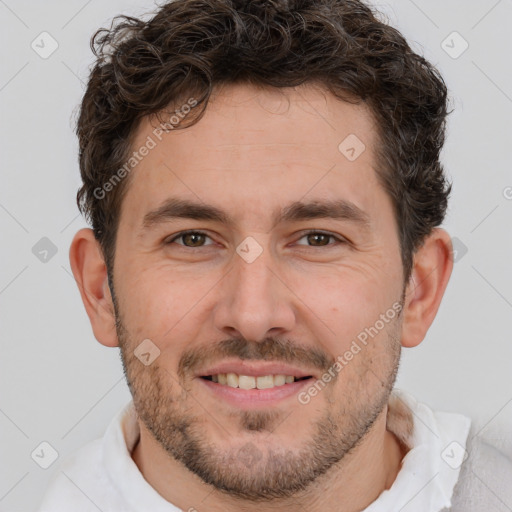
[213, 242, 296, 343]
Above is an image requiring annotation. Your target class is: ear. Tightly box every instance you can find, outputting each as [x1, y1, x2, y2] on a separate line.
[69, 228, 119, 347]
[401, 228, 453, 348]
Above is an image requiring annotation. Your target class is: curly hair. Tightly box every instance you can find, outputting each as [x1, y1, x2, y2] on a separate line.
[76, 0, 451, 283]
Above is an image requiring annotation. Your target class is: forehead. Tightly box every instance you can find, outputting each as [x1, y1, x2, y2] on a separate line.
[119, 83, 387, 232]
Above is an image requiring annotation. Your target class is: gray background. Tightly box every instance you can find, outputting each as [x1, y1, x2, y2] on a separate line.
[1, 0, 511, 510]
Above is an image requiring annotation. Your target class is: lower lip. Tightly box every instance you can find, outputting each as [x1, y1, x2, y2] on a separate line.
[198, 377, 313, 408]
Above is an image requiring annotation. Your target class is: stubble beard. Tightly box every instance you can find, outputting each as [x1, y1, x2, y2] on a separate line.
[114, 298, 402, 501]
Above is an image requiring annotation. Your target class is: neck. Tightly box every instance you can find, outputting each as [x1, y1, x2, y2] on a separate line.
[132, 406, 407, 512]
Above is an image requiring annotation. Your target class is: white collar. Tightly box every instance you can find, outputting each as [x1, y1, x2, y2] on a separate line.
[366, 389, 471, 511]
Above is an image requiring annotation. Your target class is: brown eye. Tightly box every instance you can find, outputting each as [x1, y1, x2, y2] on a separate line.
[167, 231, 213, 247]
[296, 231, 344, 247]
[306, 233, 331, 246]
[182, 233, 206, 247]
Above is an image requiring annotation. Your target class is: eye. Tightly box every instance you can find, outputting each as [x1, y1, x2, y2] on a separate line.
[165, 230, 215, 247]
[164, 230, 346, 249]
[295, 230, 346, 247]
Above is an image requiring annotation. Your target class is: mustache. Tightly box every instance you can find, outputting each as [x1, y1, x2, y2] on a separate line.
[178, 337, 335, 380]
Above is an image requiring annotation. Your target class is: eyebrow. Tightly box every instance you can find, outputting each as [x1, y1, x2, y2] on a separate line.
[141, 197, 372, 232]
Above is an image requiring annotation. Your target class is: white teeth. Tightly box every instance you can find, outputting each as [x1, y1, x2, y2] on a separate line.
[238, 375, 256, 389]
[256, 375, 274, 389]
[274, 375, 286, 386]
[226, 373, 238, 388]
[210, 373, 300, 389]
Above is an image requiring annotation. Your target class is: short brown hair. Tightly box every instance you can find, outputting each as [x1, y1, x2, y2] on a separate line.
[76, 0, 451, 283]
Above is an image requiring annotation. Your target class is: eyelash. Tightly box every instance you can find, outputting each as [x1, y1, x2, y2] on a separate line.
[165, 229, 347, 249]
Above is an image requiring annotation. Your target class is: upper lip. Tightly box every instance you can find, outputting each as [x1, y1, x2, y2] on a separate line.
[197, 360, 316, 379]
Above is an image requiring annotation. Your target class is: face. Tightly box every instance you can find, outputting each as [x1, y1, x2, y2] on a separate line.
[111, 83, 405, 499]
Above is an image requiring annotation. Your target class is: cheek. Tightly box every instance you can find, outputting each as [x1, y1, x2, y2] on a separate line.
[114, 266, 178, 339]
[115, 263, 217, 351]
[289, 264, 399, 353]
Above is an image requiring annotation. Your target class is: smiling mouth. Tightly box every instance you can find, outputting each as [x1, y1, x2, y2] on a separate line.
[200, 374, 313, 390]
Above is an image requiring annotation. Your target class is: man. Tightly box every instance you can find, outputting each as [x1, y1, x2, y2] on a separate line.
[38, 0, 512, 510]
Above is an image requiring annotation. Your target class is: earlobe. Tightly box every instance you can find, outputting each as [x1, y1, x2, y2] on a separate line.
[400, 228, 453, 348]
[69, 228, 119, 348]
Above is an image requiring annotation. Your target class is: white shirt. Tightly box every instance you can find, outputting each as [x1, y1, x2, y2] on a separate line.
[37, 389, 472, 512]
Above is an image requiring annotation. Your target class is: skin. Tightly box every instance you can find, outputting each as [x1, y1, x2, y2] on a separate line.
[70, 82, 453, 512]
